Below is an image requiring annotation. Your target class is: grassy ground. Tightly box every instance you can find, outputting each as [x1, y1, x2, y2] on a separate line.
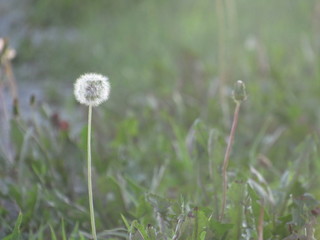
[1, 0, 320, 239]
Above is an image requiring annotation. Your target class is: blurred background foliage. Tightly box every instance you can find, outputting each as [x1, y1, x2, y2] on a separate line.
[0, 0, 320, 239]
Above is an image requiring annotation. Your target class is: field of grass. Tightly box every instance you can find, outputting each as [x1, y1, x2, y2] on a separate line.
[1, 0, 320, 239]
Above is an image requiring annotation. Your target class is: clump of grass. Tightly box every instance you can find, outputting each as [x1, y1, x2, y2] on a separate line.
[74, 73, 111, 240]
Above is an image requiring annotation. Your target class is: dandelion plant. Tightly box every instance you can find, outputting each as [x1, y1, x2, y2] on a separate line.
[74, 73, 110, 240]
[220, 80, 246, 221]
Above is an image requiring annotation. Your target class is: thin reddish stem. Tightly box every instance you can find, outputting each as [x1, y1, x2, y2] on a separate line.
[220, 102, 241, 220]
[258, 201, 264, 240]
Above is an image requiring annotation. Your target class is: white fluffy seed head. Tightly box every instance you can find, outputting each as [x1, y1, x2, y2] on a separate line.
[74, 73, 110, 107]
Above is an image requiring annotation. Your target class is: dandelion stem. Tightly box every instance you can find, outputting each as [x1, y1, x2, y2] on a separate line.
[87, 105, 97, 240]
[220, 101, 241, 221]
[4, 60, 18, 100]
[257, 200, 264, 240]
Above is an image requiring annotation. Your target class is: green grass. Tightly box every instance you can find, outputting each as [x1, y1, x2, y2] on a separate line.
[1, 0, 320, 239]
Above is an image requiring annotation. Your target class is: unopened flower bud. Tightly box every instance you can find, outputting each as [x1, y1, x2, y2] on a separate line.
[233, 80, 247, 103]
[29, 94, 36, 106]
[13, 98, 19, 117]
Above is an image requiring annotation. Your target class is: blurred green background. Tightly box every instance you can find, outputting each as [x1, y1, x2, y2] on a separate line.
[1, 0, 320, 239]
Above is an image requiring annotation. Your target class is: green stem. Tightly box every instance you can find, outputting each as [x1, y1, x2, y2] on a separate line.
[88, 105, 97, 240]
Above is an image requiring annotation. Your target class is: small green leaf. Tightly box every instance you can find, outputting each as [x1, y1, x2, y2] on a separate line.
[3, 212, 23, 240]
[132, 221, 150, 240]
[193, 209, 208, 240]
[61, 218, 67, 240]
[121, 214, 130, 230]
[10, 120, 24, 154]
[199, 231, 206, 240]
[209, 218, 233, 238]
[50, 225, 57, 240]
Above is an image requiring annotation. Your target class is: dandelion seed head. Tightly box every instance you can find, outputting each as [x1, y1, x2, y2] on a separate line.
[74, 73, 110, 107]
